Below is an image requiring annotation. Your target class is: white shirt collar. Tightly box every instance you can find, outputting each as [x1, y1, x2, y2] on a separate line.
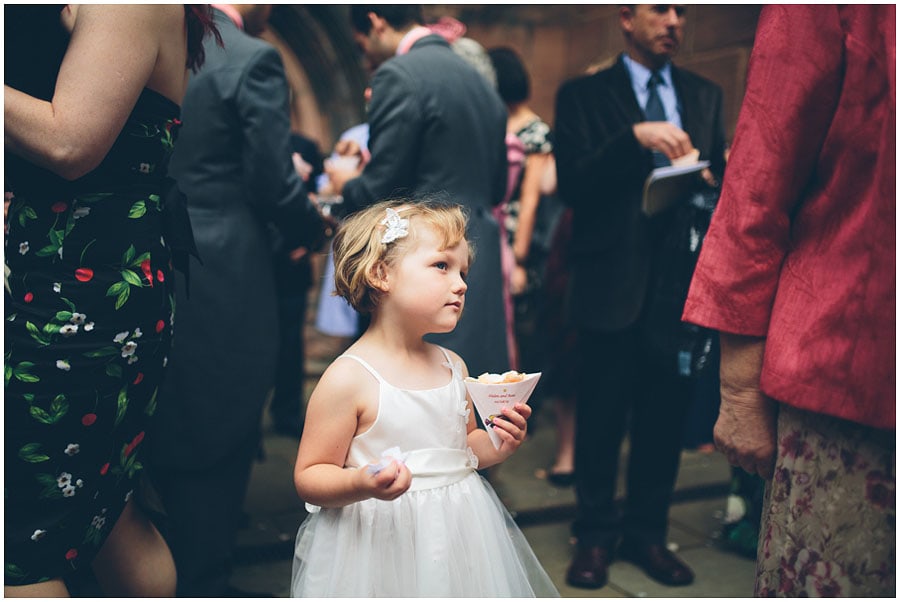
[623, 53, 673, 90]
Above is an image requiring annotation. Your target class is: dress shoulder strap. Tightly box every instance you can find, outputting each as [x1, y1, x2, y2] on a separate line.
[338, 354, 386, 384]
[437, 346, 453, 366]
[340, 348, 455, 383]
[436, 346, 464, 382]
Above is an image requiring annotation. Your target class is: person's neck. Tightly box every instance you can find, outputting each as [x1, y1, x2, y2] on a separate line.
[624, 46, 670, 72]
[507, 103, 537, 133]
[398, 23, 422, 37]
[382, 31, 404, 55]
[395, 24, 431, 55]
[366, 312, 431, 354]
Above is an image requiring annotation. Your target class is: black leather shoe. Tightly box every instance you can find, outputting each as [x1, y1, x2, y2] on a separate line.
[618, 540, 695, 586]
[565, 544, 611, 589]
[546, 470, 576, 488]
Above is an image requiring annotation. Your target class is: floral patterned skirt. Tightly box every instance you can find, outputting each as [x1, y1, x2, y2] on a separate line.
[756, 404, 895, 597]
[4, 188, 174, 585]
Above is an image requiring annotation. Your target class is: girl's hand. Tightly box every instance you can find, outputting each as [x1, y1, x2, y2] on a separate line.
[356, 460, 412, 501]
[491, 403, 532, 456]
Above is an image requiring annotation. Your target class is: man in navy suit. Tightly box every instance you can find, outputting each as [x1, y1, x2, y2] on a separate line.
[554, 4, 726, 589]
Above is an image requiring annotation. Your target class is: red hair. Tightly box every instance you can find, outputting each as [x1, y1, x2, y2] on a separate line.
[185, 5, 223, 71]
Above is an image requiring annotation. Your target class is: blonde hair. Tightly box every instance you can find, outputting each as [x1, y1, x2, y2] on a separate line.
[332, 198, 472, 314]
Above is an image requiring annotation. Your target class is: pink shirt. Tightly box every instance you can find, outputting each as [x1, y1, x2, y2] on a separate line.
[396, 26, 433, 56]
[211, 4, 243, 30]
[682, 5, 895, 430]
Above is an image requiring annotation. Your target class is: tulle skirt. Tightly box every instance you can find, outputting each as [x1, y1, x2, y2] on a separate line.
[291, 472, 559, 597]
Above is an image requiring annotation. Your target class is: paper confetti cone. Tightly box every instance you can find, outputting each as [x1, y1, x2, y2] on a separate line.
[464, 373, 541, 449]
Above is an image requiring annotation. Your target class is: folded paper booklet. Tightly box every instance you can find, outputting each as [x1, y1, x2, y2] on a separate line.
[464, 372, 541, 449]
[641, 160, 710, 216]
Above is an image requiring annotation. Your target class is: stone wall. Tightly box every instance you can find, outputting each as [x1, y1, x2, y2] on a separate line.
[267, 5, 762, 151]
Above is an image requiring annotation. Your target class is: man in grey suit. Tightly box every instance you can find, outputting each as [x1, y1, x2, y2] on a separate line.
[147, 4, 325, 596]
[327, 5, 510, 377]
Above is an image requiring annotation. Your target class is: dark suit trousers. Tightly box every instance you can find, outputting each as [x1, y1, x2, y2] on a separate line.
[270, 290, 309, 428]
[572, 320, 692, 548]
[154, 430, 259, 596]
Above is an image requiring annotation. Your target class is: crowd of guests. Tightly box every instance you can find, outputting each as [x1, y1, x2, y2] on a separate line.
[4, 3, 893, 598]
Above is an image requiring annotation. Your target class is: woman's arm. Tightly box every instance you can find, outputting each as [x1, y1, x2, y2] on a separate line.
[713, 333, 777, 479]
[293, 360, 411, 508]
[512, 151, 552, 264]
[511, 152, 552, 295]
[4, 5, 174, 180]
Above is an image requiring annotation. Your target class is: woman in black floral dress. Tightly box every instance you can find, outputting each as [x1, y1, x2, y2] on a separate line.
[4, 5, 217, 596]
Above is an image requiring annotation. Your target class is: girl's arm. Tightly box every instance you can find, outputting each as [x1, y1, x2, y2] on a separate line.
[4, 5, 174, 180]
[293, 359, 412, 508]
[447, 349, 532, 468]
[466, 399, 532, 469]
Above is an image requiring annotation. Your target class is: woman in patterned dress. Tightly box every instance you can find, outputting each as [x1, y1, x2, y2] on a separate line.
[488, 46, 574, 485]
[4, 5, 216, 597]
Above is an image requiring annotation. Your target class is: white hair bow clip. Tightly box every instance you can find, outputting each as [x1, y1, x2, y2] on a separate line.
[380, 208, 409, 244]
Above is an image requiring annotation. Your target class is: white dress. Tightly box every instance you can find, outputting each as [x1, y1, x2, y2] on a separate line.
[291, 350, 559, 597]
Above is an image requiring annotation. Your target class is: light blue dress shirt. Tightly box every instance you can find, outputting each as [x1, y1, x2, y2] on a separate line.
[623, 53, 683, 130]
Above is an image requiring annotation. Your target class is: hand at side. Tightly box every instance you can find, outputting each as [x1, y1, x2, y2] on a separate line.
[714, 333, 778, 479]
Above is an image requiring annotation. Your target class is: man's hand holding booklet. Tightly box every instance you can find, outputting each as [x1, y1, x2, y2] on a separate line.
[642, 148, 710, 216]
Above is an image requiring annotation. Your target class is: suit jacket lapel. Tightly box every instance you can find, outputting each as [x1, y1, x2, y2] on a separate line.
[607, 54, 646, 125]
[672, 66, 700, 141]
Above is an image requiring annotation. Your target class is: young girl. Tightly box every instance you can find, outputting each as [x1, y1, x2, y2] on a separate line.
[291, 199, 559, 597]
